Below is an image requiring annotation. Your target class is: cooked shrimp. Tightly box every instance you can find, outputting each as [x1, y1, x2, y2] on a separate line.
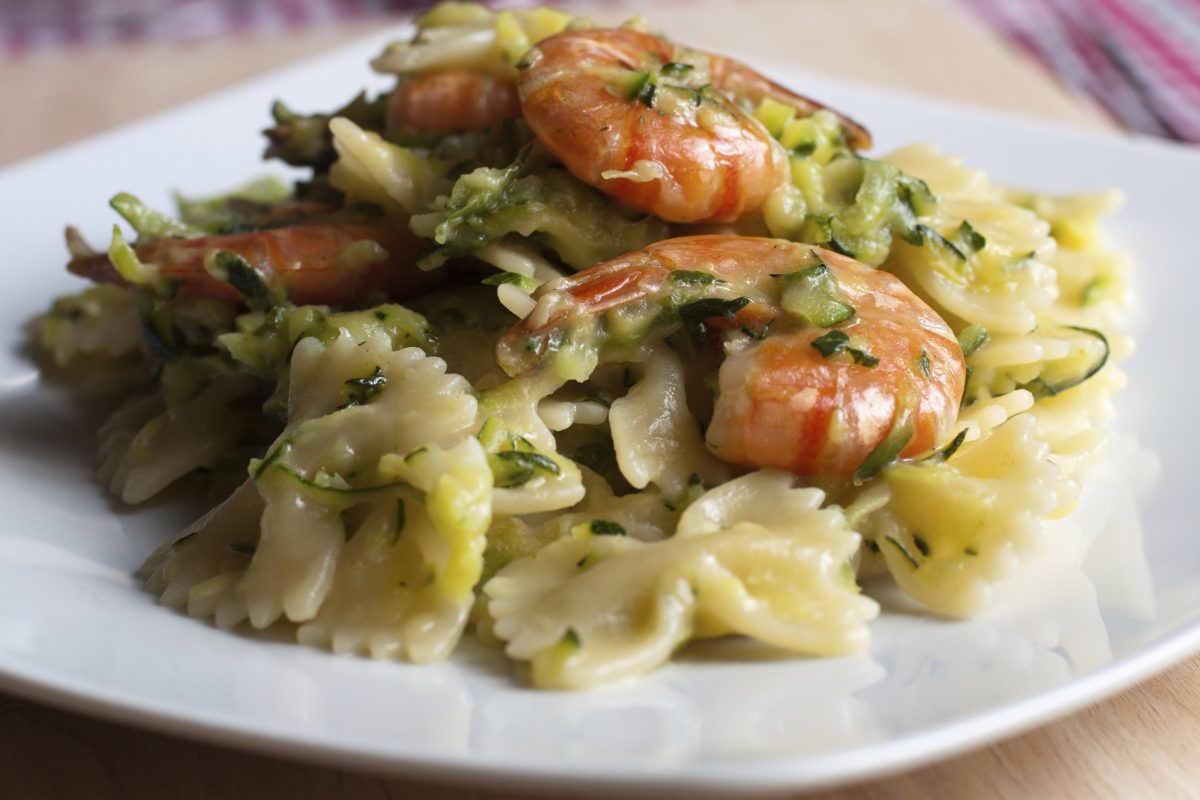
[386, 69, 521, 135]
[497, 236, 964, 478]
[68, 221, 432, 308]
[516, 29, 870, 224]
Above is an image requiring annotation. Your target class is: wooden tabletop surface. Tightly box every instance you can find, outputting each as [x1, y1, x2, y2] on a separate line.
[1, 1, 1193, 797]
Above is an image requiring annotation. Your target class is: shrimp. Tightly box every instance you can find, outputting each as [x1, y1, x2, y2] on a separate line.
[386, 69, 521, 135]
[68, 221, 434, 308]
[516, 29, 871, 224]
[497, 236, 965, 478]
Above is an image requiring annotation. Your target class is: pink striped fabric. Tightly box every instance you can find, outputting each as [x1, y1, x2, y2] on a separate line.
[3, 0, 1200, 142]
[959, 0, 1200, 141]
[0, 0, 542, 51]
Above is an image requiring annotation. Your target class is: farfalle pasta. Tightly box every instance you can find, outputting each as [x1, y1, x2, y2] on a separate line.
[36, 2, 1130, 688]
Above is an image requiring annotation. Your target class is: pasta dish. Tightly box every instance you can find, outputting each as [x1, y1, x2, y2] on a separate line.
[34, 3, 1130, 689]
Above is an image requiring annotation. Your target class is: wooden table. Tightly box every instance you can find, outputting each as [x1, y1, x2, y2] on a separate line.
[1, 1, 1193, 797]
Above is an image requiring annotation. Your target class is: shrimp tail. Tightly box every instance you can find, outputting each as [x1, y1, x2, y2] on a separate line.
[67, 222, 436, 308]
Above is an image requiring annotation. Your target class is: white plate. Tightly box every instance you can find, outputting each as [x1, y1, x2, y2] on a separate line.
[2, 28, 1200, 796]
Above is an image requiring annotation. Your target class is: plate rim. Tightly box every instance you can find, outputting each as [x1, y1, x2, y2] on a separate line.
[2, 25, 1199, 796]
[3, 619, 1199, 795]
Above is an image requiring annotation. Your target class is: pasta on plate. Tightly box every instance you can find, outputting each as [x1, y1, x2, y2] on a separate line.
[34, 2, 1131, 689]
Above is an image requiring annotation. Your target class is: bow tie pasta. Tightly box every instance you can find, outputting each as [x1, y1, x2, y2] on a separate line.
[36, 1, 1132, 689]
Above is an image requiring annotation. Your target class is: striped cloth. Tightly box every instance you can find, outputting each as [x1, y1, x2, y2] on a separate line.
[0, 0, 469, 50]
[3, 0, 1199, 142]
[958, 0, 1200, 141]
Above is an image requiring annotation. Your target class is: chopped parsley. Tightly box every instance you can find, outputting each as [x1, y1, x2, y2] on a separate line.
[884, 536, 920, 569]
[912, 534, 931, 557]
[490, 450, 561, 488]
[661, 61, 694, 78]
[810, 330, 879, 367]
[342, 366, 388, 407]
[588, 520, 627, 536]
[670, 270, 727, 287]
[852, 421, 914, 485]
[481, 271, 538, 292]
[209, 251, 274, 310]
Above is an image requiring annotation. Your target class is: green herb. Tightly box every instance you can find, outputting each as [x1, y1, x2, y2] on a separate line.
[267, 465, 418, 508]
[854, 343, 883, 364]
[670, 270, 727, 287]
[957, 323, 989, 357]
[964, 545, 979, 556]
[853, 421, 914, 485]
[628, 71, 657, 107]
[921, 225, 967, 261]
[916, 349, 931, 378]
[897, 173, 937, 218]
[251, 439, 292, 479]
[678, 296, 751, 347]
[589, 520, 627, 536]
[777, 261, 856, 327]
[490, 450, 561, 488]
[954, 220, 987, 254]
[677, 296, 751, 324]
[741, 324, 769, 340]
[912, 534, 931, 557]
[207, 251, 274, 310]
[1003, 251, 1037, 273]
[665, 473, 707, 512]
[661, 61, 694, 78]
[826, 236, 854, 258]
[108, 225, 162, 289]
[810, 330, 879, 366]
[885, 536, 920, 569]
[110, 192, 200, 238]
[342, 366, 388, 407]
[811, 329, 848, 357]
[1018, 325, 1109, 399]
[481, 271, 538, 292]
[228, 542, 257, 557]
[264, 91, 383, 169]
[921, 429, 967, 464]
[561, 628, 582, 649]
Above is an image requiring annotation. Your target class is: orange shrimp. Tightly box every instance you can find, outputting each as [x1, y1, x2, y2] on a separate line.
[497, 236, 964, 478]
[68, 221, 433, 308]
[516, 29, 871, 224]
[386, 69, 521, 135]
